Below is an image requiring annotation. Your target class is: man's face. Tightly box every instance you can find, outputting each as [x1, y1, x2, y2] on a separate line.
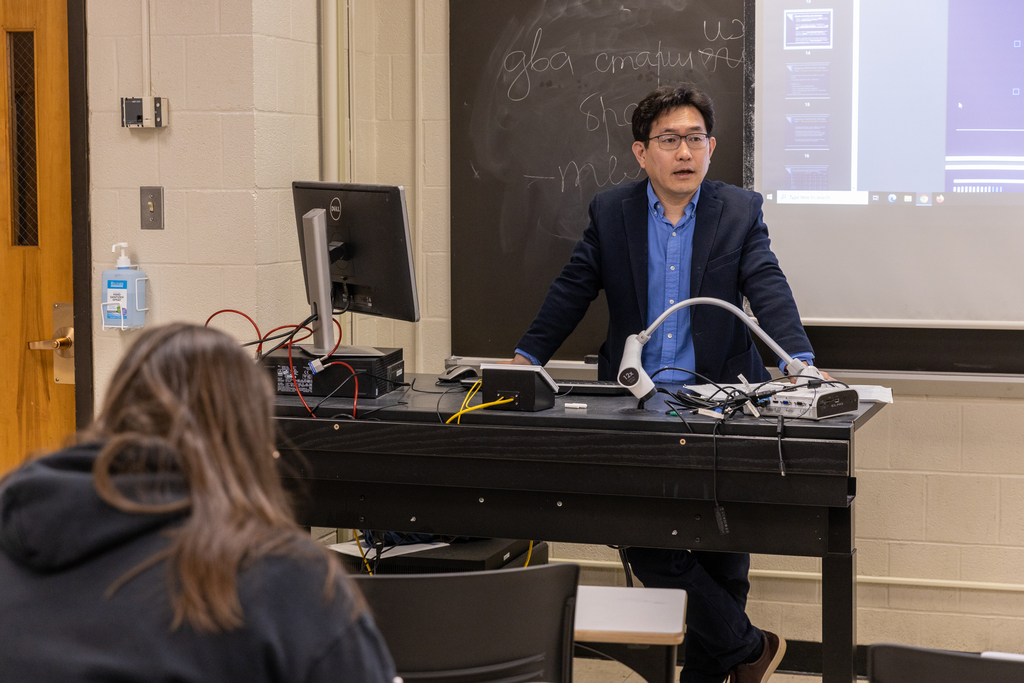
[631, 105, 716, 208]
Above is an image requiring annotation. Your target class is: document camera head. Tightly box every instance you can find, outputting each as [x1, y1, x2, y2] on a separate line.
[617, 334, 656, 402]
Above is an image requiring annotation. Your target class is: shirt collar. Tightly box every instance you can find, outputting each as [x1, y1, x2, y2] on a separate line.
[646, 181, 700, 224]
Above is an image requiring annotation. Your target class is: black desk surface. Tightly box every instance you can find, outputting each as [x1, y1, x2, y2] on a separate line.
[274, 374, 883, 556]
[274, 374, 879, 682]
[274, 374, 879, 440]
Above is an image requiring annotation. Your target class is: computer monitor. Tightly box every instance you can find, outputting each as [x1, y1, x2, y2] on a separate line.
[292, 182, 420, 356]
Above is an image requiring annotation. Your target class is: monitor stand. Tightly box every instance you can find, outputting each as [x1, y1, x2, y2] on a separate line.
[303, 344, 384, 358]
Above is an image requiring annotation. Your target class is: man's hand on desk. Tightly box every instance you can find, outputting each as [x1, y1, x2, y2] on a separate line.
[788, 364, 834, 383]
[511, 353, 535, 366]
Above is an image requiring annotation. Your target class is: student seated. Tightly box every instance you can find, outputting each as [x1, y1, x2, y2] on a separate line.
[0, 323, 396, 682]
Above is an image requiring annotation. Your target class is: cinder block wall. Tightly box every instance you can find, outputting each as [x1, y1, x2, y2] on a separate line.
[346, 0, 450, 372]
[741, 396, 1024, 652]
[88, 0, 318, 402]
[360, 0, 1024, 653]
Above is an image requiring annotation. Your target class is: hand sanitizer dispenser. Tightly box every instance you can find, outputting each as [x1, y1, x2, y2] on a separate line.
[101, 243, 148, 330]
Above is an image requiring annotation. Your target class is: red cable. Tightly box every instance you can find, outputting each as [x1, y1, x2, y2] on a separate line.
[287, 339, 316, 417]
[205, 309, 263, 355]
[267, 322, 315, 417]
[330, 318, 343, 356]
[325, 361, 358, 419]
[267, 316, 338, 354]
[266, 324, 313, 345]
[277, 316, 345, 419]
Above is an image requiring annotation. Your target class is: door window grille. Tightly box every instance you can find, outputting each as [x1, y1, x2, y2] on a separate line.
[9, 31, 37, 247]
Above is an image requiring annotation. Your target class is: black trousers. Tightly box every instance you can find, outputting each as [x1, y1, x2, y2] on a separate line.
[626, 548, 763, 683]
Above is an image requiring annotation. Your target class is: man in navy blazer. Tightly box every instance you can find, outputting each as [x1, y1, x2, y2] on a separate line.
[514, 86, 821, 683]
[514, 176, 812, 384]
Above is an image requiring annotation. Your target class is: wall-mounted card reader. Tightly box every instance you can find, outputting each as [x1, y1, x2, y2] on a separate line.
[121, 97, 169, 128]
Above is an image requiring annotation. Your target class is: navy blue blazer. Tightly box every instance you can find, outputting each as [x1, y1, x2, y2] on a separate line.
[516, 179, 813, 383]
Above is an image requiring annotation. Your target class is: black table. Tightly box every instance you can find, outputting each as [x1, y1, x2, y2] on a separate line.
[275, 374, 884, 683]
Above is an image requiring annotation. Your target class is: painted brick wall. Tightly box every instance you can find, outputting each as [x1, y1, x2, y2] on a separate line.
[88, 0, 317, 403]
[346, 0, 449, 372]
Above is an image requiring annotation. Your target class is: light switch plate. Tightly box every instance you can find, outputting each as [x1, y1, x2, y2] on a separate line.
[140, 186, 164, 230]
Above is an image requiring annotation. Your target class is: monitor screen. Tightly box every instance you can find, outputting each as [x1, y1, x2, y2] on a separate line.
[292, 182, 420, 326]
[755, 0, 1024, 328]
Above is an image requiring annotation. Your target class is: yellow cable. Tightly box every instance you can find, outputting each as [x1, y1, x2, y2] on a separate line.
[460, 379, 481, 411]
[458, 380, 482, 424]
[524, 540, 534, 567]
[352, 529, 373, 575]
[445, 397, 514, 424]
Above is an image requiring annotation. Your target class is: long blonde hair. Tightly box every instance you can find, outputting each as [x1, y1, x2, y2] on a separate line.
[86, 323, 343, 632]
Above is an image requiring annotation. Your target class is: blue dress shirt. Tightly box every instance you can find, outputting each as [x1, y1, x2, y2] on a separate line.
[643, 182, 698, 383]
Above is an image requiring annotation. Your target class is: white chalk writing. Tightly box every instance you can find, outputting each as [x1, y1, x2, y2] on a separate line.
[502, 28, 574, 102]
[594, 42, 694, 77]
[579, 93, 637, 152]
[698, 47, 743, 71]
[703, 19, 745, 41]
[558, 156, 644, 193]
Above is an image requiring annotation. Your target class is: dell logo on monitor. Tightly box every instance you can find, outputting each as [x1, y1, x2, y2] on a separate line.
[330, 197, 342, 221]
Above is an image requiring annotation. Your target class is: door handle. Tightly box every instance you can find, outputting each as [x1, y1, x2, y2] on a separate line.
[29, 335, 73, 351]
[28, 329, 74, 355]
[26, 303, 75, 384]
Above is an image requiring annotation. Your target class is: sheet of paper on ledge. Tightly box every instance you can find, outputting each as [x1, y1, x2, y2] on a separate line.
[847, 385, 893, 403]
[329, 540, 449, 558]
[683, 382, 893, 404]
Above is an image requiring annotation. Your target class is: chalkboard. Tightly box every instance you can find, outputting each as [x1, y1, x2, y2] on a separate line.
[450, 0, 754, 360]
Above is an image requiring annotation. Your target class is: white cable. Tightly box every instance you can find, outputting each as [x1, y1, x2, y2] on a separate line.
[413, 0, 424, 374]
[618, 296, 820, 400]
[141, 0, 152, 97]
[321, 0, 340, 183]
[642, 297, 795, 367]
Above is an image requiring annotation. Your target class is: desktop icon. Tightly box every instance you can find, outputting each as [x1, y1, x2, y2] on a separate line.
[904, 195, 913, 202]
[935, 194, 945, 204]
[767, 193, 773, 200]
[917, 193, 931, 205]
[887, 193, 897, 203]
[872, 194, 879, 201]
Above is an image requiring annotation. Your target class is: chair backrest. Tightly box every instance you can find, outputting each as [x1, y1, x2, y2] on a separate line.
[352, 563, 580, 683]
[868, 644, 1024, 683]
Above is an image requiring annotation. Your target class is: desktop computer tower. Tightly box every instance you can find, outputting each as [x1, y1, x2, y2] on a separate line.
[340, 538, 548, 575]
[264, 347, 405, 399]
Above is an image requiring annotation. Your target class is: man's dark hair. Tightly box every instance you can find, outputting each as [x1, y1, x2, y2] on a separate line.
[631, 84, 715, 144]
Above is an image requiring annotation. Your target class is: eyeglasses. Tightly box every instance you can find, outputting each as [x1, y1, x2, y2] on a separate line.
[648, 133, 710, 151]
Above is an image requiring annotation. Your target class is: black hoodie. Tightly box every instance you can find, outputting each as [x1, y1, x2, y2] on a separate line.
[0, 443, 396, 683]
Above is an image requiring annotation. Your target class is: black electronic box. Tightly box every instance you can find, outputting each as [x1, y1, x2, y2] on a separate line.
[264, 347, 404, 399]
[339, 538, 546, 575]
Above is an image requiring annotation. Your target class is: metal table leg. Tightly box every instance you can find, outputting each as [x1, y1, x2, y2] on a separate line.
[822, 504, 857, 683]
[575, 642, 678, 683]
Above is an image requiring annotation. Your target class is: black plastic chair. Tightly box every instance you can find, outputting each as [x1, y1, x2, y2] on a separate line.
[868, 643, 1024, 682]
[352, 563, 580, 683]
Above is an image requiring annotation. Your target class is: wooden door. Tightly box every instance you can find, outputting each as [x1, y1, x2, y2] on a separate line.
[0, 0, 73, 472]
